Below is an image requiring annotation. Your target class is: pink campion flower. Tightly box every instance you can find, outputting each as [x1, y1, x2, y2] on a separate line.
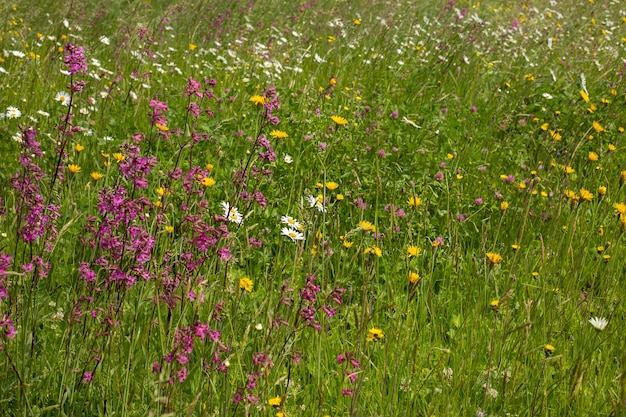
[82, 372, 93, 383]
[64, 43, 88, 76]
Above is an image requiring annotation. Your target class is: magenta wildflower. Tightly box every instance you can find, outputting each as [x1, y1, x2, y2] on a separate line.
[64, 43, 88, 76]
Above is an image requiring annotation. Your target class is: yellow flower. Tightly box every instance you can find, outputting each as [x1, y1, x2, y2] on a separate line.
[206, 163, 214, 171]
[90, 172, 103, 181]
[500, 201, 509, 211]
[580, 90, 590, 103]
[588, 151, 599, 161]
[407, 245, 421, 257]
[325, 181, 339, 191]
[331, 115, 348, 125]
[549, 130, 562, 141]
[113, 152, 125, 163]
[524, 73, 535, 81]
[366, 328, 384, 342]
[68, 164, 81, 174]
[249, 95, 268, 105]
[165, 225, 174, 233]
[342, 240, 353, 248]
[358, 221, 376, 232]
[544, 344, 555, 356]
[490, 299, 500, 311]
[75, 143, 85, 152]
[156, 187, 169, 197]
[336, 193, 344, 201]
[540, 123, 549, 131]
[486, 252, 503, 264]
[239, 277, 253, 292]
[613, 202, 626, 215]
[408, 271, 420, 284]
[563, 166, 575, 174]
[408, 196, 422, 207]
[270, 130, 288, 139]
[579, 188, 593, 201]
[353, 18, 361, 25]
[592, 121, 605, 132]
[189, 43, 197, 51]
[511, 244, 520, 250]
[199, 176, 216, 187]
[268, 397, 282, 407]
[608, 144, 616, 152]
[364, 245, 382, 257]
[155, 123, 169, 132]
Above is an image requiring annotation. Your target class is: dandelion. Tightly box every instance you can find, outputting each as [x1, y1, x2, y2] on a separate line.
[188, 43, 196, 51]
[5, 106, 21, 119]
[55, 91, 70, 106]
[281, 227, 304, 242]
[366, 328, 384, 342]
[580, 90, 590, 102]
[408, 196, 422, 207]
[589, 317, 608, 331]
[364, 245, 382, 257]
[408, 271, 420, 284]
[486, 252, 503, 264]
[239, 277, 253, 292]
[325, 181, 339, 191]
[221, 202, 243, 224]
[588, 151, 599, 161]
[199, 176, 216, 187]
[68, 164, 81, 174]
[268, 397, 282, 407]
[331, 115, 348, 125]
[358, 221, 376, 232]
[407, 245, 421, 257]
[270, 130, 288, 139]
[592, 121, 605, 132]
[90, 172, 103, 181]
[579, 188, 593, 202]
[613, 203, 626, 215]
[249, 95, 268, 105]
[113, 153, 125, 163]
[500, 201, 509, 211]
[490, 299, 500, 311]
[544, 344, 555, 356]
[75, 143, 85, 152]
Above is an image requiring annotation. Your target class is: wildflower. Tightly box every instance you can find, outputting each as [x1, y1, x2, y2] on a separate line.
[199, 176, 216, 187]
[511, 244, 520, 250]
[579, 188, 593, 202]
[283, 154, 293, 164]
[99, 36, 110, 45]
[239, 277, 253, 292]
[549, 130, 562, 141]
[5, 106, 21, 119]
[188, 43, 196, 51]
[589, 317, 608, 331]
[281, 215, 301, 230]
[270, 130, 288, 139]
[306, 194, 326, 212]
[366, 328, 384, 342]
[408, 272, 420, 284]
[580, 90, 589, 102]
[408, 196, 422, 207]
[54, 91, 70, 106]
[608, 144, 616, 152]
[544, 344, 555, 356]
[336, 194, 344, 201]
[281, 227, 304, 242]
[221, 202, 243, 224]
[592, 121, 605, 132]
[331, 115, 348, 125]
[268, 397, 282, 407]
[342, 240, 353, 248]
[613, 203, 626, 215]
[325, 181, 339, 191]
[113, 153, 125, 163]
[500, 201, 509, 211]
[249, 95, 268, 105]
[90, 172, 103, 181]
[63, 42, 88, 76]
[490, 299, 500, 311]
[358, 221, 376, 232]
[75, 143, 85, 152]
[524, 73, 535, 81]
[364, 245, 382, 257]
[407, 245, 421, 257]
[486, 252, 503, 265]
[68, 164, 81, 174]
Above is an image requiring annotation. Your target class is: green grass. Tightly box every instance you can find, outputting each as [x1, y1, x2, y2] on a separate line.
[1, 0, 626, 416]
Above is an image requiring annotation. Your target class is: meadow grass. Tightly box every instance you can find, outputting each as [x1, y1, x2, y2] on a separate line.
[1, 0, 626, 416]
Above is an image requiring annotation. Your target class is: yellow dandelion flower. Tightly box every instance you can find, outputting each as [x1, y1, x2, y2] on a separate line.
[331, 115, 348, 125]
[500, 201, 509, 211]
[408, 196, 422, 207]
[358, 221, 376, 232]
[268, 397, 282, 407]
[189, 43, 197, 51]
[68, 164, 81, 174]
[490, 299, 500, 311]
[336, 193, 344, 201]
[75, 143, 85, 152]
[366, 328, 384, 342]
[113, 153, 125, 163]
[325, 181, 339, 191]
[407, 245, 421, 257]
[408, 271, 420, 284]
[540, 123, 549, 131]
[608, 144, 616, 152]
[486, 252, 503, 264]
[270, 130, 288, 139]
[613, 202, 626, 215]
[249, 95, 268, 105]
[549, 130, 562, 141]
[592, 121, 605, 132]
[580, 90, 590, 103]
[544, 344, 555, 356]
[598, 186, 606, 196]
[199, 176, 216, 187]
[588, 151, 599, 161]
[239, 277, 253, 292]
[165, 225, 174, 233]
[90, 172, 103, 181]
[579, 188, 593, 201]
[343, 240, 353, 248]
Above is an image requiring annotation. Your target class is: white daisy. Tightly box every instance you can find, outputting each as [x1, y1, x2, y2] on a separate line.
[55, 91, 70, 106]
[281, 227, 304, 242]
[283, 154, 293, 164]
[589, 317, 608, 331]
[281, 215, 301, 230]
[306, 195, 326, 213]
[221, 202, 243, 225]
[99, 36, 110, 45]
[6, 106, 21, 119]
[401, 116, 420, 128]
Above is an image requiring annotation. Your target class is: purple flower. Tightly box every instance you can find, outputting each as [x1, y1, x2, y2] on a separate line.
[434, 171, 444, 182]
[474, 198, 483, 205]
[64, 43, 87, 76]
